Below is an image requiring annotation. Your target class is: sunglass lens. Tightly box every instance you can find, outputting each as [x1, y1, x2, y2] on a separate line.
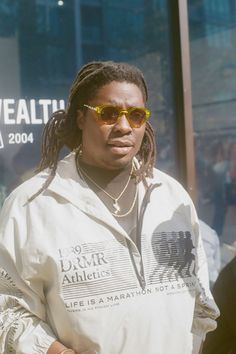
[100, 106, 119, 123]
[129, 108, 147, 127]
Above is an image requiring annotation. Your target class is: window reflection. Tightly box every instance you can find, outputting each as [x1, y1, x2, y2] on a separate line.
[0, 0, 177, 204]
[189, 0, 236, 270]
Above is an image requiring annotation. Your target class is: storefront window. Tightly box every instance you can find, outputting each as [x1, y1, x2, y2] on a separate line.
[0, 0, 177, 206]
[189, 0, 236, 268]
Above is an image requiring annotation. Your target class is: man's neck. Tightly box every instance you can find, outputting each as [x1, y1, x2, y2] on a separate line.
[79, 159, 133, 190]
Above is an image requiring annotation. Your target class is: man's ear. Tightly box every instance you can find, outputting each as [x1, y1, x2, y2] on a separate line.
[77, 109, 85, 130]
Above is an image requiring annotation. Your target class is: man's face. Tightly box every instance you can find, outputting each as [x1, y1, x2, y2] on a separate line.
[77, 81, 146, 170]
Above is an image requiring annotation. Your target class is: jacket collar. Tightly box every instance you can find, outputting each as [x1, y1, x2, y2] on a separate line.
[47, 153, 148, 239]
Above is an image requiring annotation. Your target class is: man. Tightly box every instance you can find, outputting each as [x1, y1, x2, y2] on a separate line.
[0, 61, 219, 354]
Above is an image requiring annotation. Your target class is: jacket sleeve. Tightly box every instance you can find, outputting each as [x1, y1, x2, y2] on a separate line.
[190, 201, 220, 340]
[0, 194, 57, 354]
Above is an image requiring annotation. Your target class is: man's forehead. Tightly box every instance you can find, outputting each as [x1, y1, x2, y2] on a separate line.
[91, 81, 145, 105]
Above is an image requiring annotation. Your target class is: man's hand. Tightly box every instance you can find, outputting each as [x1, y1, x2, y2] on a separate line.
[47, 340, 76, 354]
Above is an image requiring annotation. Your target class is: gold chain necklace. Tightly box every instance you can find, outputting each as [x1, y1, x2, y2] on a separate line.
[111, 185, 138, 218]
[77, 158, 134, 214]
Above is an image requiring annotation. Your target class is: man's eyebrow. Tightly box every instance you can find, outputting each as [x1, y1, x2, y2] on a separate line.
[97, 100, 139, 106]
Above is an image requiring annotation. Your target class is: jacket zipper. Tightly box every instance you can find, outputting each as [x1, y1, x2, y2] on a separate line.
[134, 182, 162, 289]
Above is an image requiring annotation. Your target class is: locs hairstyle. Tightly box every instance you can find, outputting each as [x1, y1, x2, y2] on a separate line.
[30, 61, 157, 200]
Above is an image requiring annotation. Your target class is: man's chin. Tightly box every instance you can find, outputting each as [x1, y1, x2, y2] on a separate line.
[81, 151, 135, 170]
[104, 155, 134, 170]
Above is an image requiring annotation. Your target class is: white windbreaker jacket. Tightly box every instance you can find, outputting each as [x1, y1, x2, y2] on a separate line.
[0, 153, 219, 354]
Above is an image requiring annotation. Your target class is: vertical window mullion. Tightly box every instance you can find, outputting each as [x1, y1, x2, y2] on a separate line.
[168, 0, 196, 201]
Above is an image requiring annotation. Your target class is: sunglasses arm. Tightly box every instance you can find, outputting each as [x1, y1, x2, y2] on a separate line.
[83, 104, 99, 113]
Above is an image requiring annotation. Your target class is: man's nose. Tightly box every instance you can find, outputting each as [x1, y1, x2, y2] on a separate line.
[113, 114, 132, 133]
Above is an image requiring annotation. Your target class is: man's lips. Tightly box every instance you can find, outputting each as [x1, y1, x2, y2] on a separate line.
[107, 140, 134, 154]
[107, 140, 133, 147]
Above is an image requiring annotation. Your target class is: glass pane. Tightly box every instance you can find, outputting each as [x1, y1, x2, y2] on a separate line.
[0, 0, 177, 208]
[189, 0, 236, 270]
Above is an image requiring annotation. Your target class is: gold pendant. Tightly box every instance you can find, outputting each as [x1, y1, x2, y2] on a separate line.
[113, 200, 120, 214]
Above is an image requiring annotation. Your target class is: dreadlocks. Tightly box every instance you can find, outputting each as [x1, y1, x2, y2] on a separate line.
[35, 60, 156, 198]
